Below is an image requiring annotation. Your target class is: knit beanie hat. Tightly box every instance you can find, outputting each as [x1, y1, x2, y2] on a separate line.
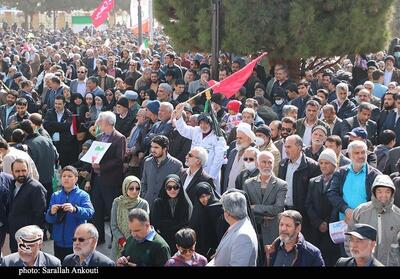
[146, 100, 160, 115]
[318, 148, 337, 166]
[117, 97, 129, 109]
[226, 100, 241, 113]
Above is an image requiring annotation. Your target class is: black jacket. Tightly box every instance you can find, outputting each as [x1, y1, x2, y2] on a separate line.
[179, 168, 216, 204]
[63, 250, 115, 267]
[335, 257, 384, 267]
[0, 173, 13, 230]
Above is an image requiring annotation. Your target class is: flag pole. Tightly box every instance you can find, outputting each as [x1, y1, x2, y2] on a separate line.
[184, 81, 221, 104]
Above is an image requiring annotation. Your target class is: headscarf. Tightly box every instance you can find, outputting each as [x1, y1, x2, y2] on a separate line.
[114, 176, 142, 238]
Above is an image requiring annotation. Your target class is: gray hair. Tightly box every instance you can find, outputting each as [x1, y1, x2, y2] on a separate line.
[358, 102, 372, 112]
[279, 210, 302, 226]
[143, 67, 152, 74]
[287, 134, 303, 148]
[348, 140, 367, 155]
[282, 105, 298, 117]
[76, 223, 99, 239]
[128, 208, 150, 224]
[15, 225, 43, 241]
[245, 146, 260, 158]
[160, 102, 173, 112]
[221, 191, 248, 220]
[191, 146, 208, 167]
[336, 82, 349, 93]
[158, 83, 173, 94]
[97, 111, 116, 126]
[257, 150, 275, 165]
[242, 108, 256, 119]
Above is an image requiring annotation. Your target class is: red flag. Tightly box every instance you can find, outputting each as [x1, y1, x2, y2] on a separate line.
[208, 52, 268, 98]
[91, 0, 115, 28]
[70, 115, 78, 136]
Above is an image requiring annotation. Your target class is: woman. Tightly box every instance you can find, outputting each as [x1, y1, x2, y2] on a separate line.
[151, 174, 193, 254]
[189, 182, 228, 259]
[104, 89, 116, 111]
[144, 88, 157, 101]
[110, 176, 149, 261]
[45, 166, 94, 261]
[118, 49, 131, 73]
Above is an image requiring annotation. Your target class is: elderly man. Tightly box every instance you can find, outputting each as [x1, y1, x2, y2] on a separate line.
[322, 104, 343, 136]
[256, 125, 280, 176]
[265, 210, 324, 266]
[305, 149, 341, 266]
[157, 83, 173, 102]
[115, 97, 135, 138]
[88, 111, 126, 245]
[296, 100, 330, 147]
[304, 125, 327, 161]
[141, 135, 182, 208]
[328, 140, 381, 226]
[63, 224, 114, 266]
[350, 175, 400, 265]
[235, 147, 260, 190]
[223, 122, 256, 193]
[207, 191, 258, 266]
[1, 225, 60, 266]
[330, 82, 357, 120]
[244, 151, 287, 246]
[278, 135, 321, 239]
[174, 103, 226, 193]
[116, 208, 171, 266]
[335, 224, 383, 266]
[180, 146, 215, 204]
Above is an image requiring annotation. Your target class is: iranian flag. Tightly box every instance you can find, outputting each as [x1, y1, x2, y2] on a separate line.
[70, 115, 78, 136]
[91, 0, 115, 28]
[208, 52, 268, 98]
[138, 38, 149, 53]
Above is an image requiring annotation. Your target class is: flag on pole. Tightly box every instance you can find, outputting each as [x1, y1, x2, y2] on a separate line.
[70, 115, 78, 136]
[91, 0, 115, 28]
[208, 52, 268, 98]
[138, 38, 149, 53]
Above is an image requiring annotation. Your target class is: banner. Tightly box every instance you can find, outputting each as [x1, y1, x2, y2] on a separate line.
[91, 0, 115, 28]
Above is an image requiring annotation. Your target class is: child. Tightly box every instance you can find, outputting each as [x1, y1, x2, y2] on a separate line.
[165, 228, 208, 267]
[221, 100, 242, 135]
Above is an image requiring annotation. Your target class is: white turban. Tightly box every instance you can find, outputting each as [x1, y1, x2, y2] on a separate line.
[236, 123, 256, 143]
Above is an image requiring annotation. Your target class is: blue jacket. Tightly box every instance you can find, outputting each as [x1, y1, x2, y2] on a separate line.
[45, 185, 94, 248]
[0, 173, 13, 229]
[265, 233, 325, 266]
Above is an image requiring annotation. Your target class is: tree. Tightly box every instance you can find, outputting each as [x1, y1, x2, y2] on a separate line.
[154, 0, 395, 77]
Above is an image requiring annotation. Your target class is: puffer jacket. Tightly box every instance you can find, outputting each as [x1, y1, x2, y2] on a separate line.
[45, 185, 94, 248]
[351, 182, 400, 266]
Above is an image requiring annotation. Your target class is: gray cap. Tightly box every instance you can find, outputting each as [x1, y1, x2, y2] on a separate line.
[124, 90, 138, 101]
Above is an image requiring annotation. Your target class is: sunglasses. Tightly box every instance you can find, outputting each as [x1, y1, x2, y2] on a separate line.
[128, 187, 140, 191]
[243, 157, 255, 162]
[180, 247, 195, 255]
[72, 237, 93, 243]
[166, 185, 180, 191]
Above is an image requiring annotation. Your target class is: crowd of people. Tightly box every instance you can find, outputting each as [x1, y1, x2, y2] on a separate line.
[0, 24, 399, 267]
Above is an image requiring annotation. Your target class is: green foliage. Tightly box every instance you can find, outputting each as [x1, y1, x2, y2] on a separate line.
[154, 0, 395, 60]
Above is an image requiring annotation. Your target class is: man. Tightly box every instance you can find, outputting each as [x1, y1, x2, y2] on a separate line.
[124, 90, 140, 119]
[275, 117, 296, 162]
[304, 125, 327, 162]
[305, 149, 341, 266]
[5, 98, 30, 140]
[168, 110, 192, 165]
[97, 65, 115, 92]
[374, 130, 396, 172]
[335, 224, 383, 266]
[325, 135, 351, 167]
[207, 191, 258, 266]
[355, 88, 381, 121]
[134, 67, 151, 91]
[270, 66, 293, 103]
[86, 76, 104, 97]
[322, 104, 343, 136]
[235, 147, 260, 190]
[115, 97, 135, 138]
[0, 171, 12, 250]
[179, 146, 215, 204]
[342, 102, 378, 147]
[149, 71, 160, 93]
[172, 79, 189, 105]
[330, 82, 357, 120]
[224, 122, 256, 193]
[256, 125, 281, 176]
[350, 175, 400, 265]
[244, 151, 287, 246]
[291, 80, 312, 119]
[296, 100, 330, 147]
[116, 208, 171, 266]
[157, 83, 173, 103]
[162, 53, 183, 81]
[378, 92, 395, 135]
[188, 68, 210, 95]
[278, 135, 321, 239]
[141, 135, 182, 208]
[174, 103, 226, 193]
[265, 210, 324, 266]
[245, 98, 266, 126]
[106, 56, 122, 79]
[69, 66, 88, 97]
[383, 55, 400, 86]
[344, 127, 377, 168]
[43, 95, 78, 167]
[0, 137, 39, 180]
[383, 93, 400, 146]
[0, 90, 17, 132]
[43, 76, 64, 111]
[1, 225, 60, 266]
[19, 80, 39, 113]
[269, 120, 282, 142]
[328, 140, 381, 226]
[7, 159, 47, 252]
[372, 69, 388, 99]
[87, 111, 126, 244]
[63, 223, 115, 266]
[29, 113, 51, 139]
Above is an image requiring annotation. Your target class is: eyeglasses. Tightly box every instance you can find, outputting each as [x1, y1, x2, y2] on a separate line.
[180, 247, 195, 255]
[166, 185, 180, 191]
[243, 157, 255, 162]
[72, 237, 94, 243]
[128, 187, 140, 191]
[187, 153, 198, 159]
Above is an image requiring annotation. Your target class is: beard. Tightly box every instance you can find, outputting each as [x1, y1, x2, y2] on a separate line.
[16, 175, 27, 184]
[73, 245, 92, 257]
[260, 168, 273, 176]
[279, 232, 297, 244]
[236, 143, 245, 151]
